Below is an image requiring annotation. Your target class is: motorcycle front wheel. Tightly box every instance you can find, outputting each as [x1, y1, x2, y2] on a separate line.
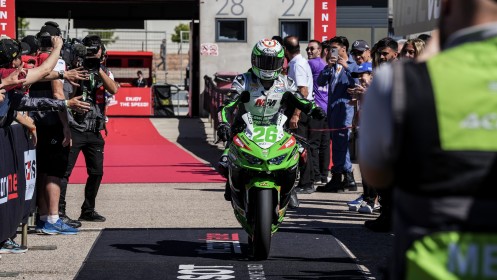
[251, 188, 273, 260]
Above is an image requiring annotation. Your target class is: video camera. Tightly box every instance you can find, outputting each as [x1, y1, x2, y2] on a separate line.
[61, 38, 101, 73]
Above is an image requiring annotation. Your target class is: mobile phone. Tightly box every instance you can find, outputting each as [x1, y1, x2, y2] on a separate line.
[330, 48, 339, 58]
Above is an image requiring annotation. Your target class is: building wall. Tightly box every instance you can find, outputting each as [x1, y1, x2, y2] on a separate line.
[199, 0, 315, 79]
[199, 1, 388, 97]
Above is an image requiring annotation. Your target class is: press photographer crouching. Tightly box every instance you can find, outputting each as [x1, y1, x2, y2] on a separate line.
[59, 35, 118, 224]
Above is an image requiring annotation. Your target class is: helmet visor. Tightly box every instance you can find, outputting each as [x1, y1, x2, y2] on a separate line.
[253, 55, 283, 71]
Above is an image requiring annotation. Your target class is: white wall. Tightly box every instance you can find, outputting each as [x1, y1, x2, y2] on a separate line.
[199, 0, 315, 79]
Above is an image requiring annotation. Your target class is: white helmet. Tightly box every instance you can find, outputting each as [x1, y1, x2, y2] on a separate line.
[251, 39, 285, 80]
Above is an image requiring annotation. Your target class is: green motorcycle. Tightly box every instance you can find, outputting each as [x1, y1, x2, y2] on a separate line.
[227, 112, 302, 260]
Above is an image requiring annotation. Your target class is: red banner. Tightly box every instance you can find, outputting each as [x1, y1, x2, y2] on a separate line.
[106, 87, 153, 116]
[314, 0, 336, 42]
[0, 0, 16, 38]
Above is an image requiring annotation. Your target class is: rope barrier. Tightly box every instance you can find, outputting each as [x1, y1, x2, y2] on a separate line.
[308, 126, 357, 132]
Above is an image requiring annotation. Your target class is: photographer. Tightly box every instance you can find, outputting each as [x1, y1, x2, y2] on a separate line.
[59, 35, 118, 224]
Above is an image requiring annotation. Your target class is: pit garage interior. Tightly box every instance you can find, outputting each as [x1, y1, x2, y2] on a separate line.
[16, 0, 201, 116]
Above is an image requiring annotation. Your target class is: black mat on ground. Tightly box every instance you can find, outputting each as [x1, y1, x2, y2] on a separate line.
[76, 228, 364, 280]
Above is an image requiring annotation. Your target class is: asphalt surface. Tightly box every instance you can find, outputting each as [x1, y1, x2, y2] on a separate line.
[0, 118, 393, 279]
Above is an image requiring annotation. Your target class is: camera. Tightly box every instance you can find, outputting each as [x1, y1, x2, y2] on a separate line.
[39, 35, 52, 48]
[86, 45, 100, 56]
[61, 38, 101, 74]
[83, 57, 101, 72]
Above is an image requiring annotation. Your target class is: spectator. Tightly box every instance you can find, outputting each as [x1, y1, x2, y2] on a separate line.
[157, 39, 166, 70]
[376, 37, 399, 65]
[417, 33, 432, 43]
[350, 40, 372, 66]
[283, 35, 315, 198]
[360, 1, 497, 278]
[356, 37, 399, 232]
[400, 38, 426, 60]
[345, 62, 379, 214]
[305, 39, 330, 187]
[316, 36, 357, 193]
[29, 22, 80, 234]
[21, 35, 39, 67]
[132, 70, 147, 87]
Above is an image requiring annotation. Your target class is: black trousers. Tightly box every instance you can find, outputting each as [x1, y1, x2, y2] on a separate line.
[290, 112, 313, 188]
[308, 117, 330, 182]
[59, 128, 105, 214]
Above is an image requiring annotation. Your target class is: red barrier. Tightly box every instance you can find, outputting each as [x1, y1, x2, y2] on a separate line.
[106, 87, 153, 116]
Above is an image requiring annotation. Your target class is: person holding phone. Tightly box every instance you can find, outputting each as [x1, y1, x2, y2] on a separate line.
[316, 36, 357, 193]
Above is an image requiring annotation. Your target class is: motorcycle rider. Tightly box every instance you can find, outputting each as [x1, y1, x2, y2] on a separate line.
[217, 38, 325, 206]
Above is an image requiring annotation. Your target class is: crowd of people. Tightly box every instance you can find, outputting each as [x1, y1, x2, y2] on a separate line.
[217, 0, 497, 278]
[218, 33, 430, 218]
[0, 21, 118, 256]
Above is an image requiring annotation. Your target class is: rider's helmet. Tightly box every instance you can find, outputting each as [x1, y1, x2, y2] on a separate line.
[251, 39, 285, 80]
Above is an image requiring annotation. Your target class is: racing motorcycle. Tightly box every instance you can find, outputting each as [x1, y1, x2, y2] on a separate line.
[227, 111, 302, 260]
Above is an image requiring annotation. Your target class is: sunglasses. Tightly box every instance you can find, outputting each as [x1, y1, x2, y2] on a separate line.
[306, 47, 317, 51]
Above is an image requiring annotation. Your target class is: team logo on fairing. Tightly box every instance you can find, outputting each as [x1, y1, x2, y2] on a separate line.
[255, 98, 277, 107]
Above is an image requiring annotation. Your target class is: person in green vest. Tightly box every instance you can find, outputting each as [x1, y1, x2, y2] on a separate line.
[359, 0, 497, 279]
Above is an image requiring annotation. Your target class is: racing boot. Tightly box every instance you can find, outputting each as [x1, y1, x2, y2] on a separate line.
[342, 171, 357, 191]
[217, 151, 229, 178]
[288, 188, 299, 209]
[224, 181, 231, 201]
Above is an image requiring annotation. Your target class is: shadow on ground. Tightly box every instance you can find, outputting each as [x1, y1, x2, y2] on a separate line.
[286, 197, 393, 280]
[177, 118, 221, 167]
[76, 227, 365, 280]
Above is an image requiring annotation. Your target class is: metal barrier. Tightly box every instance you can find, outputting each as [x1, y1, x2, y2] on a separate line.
[203, 75, 229, 141]
[19, 29, 190, 86]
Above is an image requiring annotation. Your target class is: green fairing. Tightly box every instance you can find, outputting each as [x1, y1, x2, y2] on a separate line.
[228, 116, 300, 242]
[231, 133, 299, 172]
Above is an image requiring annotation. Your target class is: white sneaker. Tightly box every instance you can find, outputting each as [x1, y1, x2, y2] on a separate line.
[358, 202, 381, 214]
[358, 202, 373, 214]
[347, 195, 364, 211]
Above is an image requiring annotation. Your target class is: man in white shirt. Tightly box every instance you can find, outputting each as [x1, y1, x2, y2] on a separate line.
[284, 35, 315, 194]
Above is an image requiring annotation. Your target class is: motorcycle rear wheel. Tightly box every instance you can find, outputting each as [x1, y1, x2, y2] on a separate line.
[252, 188, 273, 260]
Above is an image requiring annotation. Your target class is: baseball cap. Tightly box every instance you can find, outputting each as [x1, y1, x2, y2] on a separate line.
[21, 35, 38, 54]
[83, 35, 102, 47]
[20, 42, 30, 55]
[351, 62, 373, 78]
[0, 38, 22, 67]
[351, 40, 370, 52]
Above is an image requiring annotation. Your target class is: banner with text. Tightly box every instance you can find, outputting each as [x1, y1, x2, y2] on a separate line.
[0, 125, 29, 242]
[106, 87, 153, 116]
[314, 0, 336, 42]
[0, 0, 16, 38]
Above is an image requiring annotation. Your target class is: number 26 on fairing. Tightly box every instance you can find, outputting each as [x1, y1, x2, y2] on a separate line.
[252, 127, 278, 143]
